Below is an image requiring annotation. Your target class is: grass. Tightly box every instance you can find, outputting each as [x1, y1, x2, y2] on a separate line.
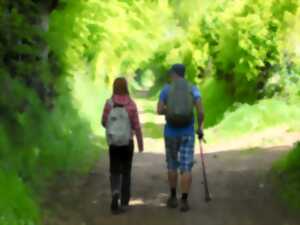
[142, 122, 164, 139]
[273, 142, 300, 211]
[135, 95, 164, 139]
[205, 98, 300, 143]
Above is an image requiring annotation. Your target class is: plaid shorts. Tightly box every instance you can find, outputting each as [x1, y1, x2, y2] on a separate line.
[165, 135, 195, 173]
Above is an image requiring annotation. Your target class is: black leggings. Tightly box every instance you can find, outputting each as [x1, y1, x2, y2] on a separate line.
[109, 141, 134, 205]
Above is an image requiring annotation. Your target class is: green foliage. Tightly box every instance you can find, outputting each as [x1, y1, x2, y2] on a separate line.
[279, 142, 300, 172]
[142, 0, 300, 128]
[200, 78, 234, 127]
[47, 0, 178, 84]
[274, 142, 300, 210]
[71, 72, 109, 136]
[150, 0, 300, 100]
[0, 1, 101, 224]
[0, 170, 39, 225]
[169, 0, 214, 27]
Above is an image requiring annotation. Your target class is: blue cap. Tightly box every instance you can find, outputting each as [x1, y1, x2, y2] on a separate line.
[168, 64, 185, 77]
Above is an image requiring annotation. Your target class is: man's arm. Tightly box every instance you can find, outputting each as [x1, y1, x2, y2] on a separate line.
[195, 99, 205, 138]
[157, 101, 166, 115]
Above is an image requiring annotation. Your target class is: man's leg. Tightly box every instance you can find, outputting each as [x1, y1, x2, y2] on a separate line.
[179, 136, 195, 212]
[165, 137, 180, 208]
[180, 172, 192, 211]
[181, 172, 192, 194]
[167, 170, 179, 208]
[168, 170, 178, 195]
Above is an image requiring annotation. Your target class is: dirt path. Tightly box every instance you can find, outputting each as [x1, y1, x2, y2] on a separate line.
[43, 97, 300, 225]
[43, 145, 300, 225]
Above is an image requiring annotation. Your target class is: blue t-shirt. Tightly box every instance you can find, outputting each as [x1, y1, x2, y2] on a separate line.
[159, 84, 201, 137]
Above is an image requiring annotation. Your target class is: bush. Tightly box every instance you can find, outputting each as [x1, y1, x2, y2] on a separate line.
[0, 170, 39, 225]
[274, 142, 300, 210]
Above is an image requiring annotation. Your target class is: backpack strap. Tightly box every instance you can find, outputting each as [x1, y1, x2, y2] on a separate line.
[109, 98, 125, 108]
[108, 98, 114, 107]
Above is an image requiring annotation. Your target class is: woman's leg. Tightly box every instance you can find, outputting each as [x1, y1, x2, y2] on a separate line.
[121, 141, 134, 206]
[109, 145, 122, 212]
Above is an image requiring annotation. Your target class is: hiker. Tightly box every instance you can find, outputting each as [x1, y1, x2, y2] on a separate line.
[157, 64, 204, 212]
[102, 77, 144, 214]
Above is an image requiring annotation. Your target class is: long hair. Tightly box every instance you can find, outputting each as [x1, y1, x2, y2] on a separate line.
[113, 77, 129, 96]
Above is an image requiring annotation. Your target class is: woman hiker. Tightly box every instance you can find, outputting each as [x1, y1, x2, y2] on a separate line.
[102, 77, 144, 214]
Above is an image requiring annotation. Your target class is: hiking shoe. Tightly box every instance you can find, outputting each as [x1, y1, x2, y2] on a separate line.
[167, 196, 178, 208]
[180, 199, 190, 212]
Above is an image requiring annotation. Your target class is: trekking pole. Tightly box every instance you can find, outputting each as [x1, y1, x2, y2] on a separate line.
[199, 138, 212, 202]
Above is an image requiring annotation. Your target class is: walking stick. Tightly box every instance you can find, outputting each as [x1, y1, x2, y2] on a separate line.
[199, 139, 212, 202]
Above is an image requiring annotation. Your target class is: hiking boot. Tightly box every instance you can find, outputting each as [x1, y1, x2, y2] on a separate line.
[180, 199, 190, 212]
[111, 194, 123, 215]
[167, 196, 178, 208]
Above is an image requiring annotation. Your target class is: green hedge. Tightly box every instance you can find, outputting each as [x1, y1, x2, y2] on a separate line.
[274, 142, 300, 210]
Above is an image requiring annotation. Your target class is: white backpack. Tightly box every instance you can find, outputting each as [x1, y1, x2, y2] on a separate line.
[106, 99, 131, 146]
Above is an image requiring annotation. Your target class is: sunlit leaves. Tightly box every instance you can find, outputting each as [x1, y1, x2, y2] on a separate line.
[48, 0, 176, 82]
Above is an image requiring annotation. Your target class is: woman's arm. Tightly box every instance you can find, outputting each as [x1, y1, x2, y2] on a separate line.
[132, 103, 144, 152]
[101, 100, 111, 128]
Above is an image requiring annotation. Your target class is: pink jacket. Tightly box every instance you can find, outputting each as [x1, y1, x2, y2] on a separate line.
[102, 95, 144, 151]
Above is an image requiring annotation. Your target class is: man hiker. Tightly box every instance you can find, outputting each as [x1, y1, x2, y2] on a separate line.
[157, 64, 204, 212]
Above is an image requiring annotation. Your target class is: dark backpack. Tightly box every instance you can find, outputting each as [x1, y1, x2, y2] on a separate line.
[166, 79, 194, 128]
